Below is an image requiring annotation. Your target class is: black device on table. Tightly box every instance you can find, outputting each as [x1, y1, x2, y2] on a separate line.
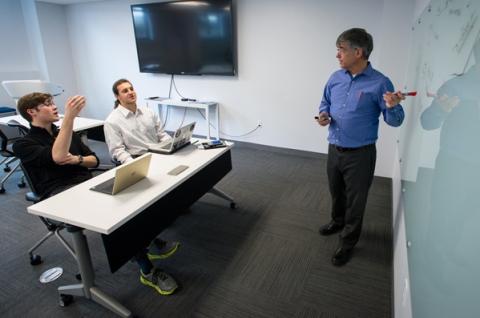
[202, 140, 226, 149]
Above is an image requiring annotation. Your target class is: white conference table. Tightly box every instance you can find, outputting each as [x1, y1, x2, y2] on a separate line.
[0, 114, 104, 132]
[27, 142, 235, 317]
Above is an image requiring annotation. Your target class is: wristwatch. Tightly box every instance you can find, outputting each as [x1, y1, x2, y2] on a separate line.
[77, 155, 84, 165]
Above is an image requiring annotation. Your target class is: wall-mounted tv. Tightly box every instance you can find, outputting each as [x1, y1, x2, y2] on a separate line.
[131, 0, 235, 76]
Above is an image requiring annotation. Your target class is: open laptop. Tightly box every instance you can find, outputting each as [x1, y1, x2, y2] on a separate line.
[147, 122, 196, 154]
[90, 153, 152, 195]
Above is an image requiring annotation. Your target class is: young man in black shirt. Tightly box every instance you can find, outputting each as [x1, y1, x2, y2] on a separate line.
[13, 92, 179, 295]
[13, 93, 98, 197]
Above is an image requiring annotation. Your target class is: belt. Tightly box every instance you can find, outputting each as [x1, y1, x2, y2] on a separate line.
[332, 143, 374, 152]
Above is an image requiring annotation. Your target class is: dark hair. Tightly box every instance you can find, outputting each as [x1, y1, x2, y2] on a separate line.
[336, 28, 373, 60]
[17, 92, 53, 122]
[112, 78, 131, 108]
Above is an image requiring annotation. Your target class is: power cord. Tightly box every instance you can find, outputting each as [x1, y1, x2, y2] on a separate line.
[177, 108, 187, 131]
[160, 107, 170, 130]
[171, 75, 263, 137]
[172, 75, 186, 99]
[195, 109, 262, 137]
[168, 74, 173, 99]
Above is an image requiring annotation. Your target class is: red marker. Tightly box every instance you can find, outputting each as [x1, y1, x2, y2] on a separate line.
[401, 91, 417, 96]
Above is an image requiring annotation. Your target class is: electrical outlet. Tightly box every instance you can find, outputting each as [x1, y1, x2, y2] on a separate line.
[257, 120, 263, 127]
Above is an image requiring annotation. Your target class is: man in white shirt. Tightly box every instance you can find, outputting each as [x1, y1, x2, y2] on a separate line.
[104, 78, 171, 163]
[104, 78, 180, 295]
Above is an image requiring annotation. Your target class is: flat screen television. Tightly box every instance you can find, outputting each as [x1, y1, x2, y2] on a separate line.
[131, 0, 235, 76]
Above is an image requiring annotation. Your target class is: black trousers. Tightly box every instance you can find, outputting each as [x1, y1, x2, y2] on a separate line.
[326, 143, 376, 249]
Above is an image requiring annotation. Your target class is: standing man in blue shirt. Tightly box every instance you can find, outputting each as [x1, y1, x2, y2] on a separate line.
[317, 28, 405, 266]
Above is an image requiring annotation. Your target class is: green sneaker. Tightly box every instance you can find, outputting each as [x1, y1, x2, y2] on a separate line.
[140, 268, 178, 295]
[147, 239, 180, 260]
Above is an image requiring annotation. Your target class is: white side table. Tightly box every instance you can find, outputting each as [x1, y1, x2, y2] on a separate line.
[146, 98, 219, 140]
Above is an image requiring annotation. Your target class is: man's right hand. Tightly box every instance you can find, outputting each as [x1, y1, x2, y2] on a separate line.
[316, 111, 331, 126]
[64, 95, 86, 119]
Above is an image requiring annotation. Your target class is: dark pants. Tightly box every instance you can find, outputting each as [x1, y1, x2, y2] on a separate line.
[327, 143, 376, 249]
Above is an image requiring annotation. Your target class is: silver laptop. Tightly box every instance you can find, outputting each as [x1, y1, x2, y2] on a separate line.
[90, 153, 152, 195]
[147, 122, 196, 154]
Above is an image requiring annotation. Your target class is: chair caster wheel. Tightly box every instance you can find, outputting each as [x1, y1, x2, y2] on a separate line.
[3, 167, 11, 172]
[18, 182, 26, 188]
[30, 254, 42, 265]
[75, 273, 82, 281]
[59, 294, 74, 307]
[230, 202, 236, 209]
[0, 188, 5, 194]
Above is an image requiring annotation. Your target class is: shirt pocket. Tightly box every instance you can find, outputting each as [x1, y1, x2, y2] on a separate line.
[354, 91, 376, 110]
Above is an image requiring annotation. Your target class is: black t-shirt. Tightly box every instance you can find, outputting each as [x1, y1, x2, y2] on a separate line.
[13, 124, 98, 198]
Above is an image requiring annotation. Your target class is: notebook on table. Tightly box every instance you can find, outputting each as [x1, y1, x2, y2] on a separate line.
[90, 153, 152, 195]
[147, 122, 196, 154]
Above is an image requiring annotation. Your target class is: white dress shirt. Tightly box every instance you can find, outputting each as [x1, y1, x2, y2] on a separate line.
[104, 105, 171, 163]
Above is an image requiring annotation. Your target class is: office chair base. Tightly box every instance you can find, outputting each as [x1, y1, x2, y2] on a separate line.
[28, 226, 77, 266]
[0, 161, 21, 193]
[30, 254, 42, 265]
[59, 294, 74, 307]
[2, 156, 16, 172]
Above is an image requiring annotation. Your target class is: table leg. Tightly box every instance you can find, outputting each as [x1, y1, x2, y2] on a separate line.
[206, 106, 211, 140]
[58, 226, 132, 317]
[209, 187, 236, 209]
[215, 103, 220, 140]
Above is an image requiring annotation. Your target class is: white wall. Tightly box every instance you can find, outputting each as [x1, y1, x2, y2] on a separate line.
[36, 2, 78, 109]
[375, 0, 415, 180]
[48, 0, 415, 177]
[0, 0, 43, 107]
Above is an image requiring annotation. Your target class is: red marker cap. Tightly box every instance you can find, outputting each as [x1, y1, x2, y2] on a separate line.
[401, 91, 417, 96]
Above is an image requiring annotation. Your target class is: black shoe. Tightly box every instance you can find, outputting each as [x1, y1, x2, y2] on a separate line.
[319, 221, 344, 236]
[331, 247, 353, 266]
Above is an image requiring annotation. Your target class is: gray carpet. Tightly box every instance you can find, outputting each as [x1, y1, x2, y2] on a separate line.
[0, 141, 392, 318]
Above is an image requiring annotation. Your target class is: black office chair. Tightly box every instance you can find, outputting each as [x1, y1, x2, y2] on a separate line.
[19, 161, 77, 265]
[7, 120, 77, 265]
[0, 128, 16, 169]
[0, 127, 26, 193]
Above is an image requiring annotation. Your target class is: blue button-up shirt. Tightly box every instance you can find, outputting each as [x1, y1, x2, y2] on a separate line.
[319, 63, 404, 148]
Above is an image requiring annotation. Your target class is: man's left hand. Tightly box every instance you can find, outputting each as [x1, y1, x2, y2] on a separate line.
[383, 91, 405, 108]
